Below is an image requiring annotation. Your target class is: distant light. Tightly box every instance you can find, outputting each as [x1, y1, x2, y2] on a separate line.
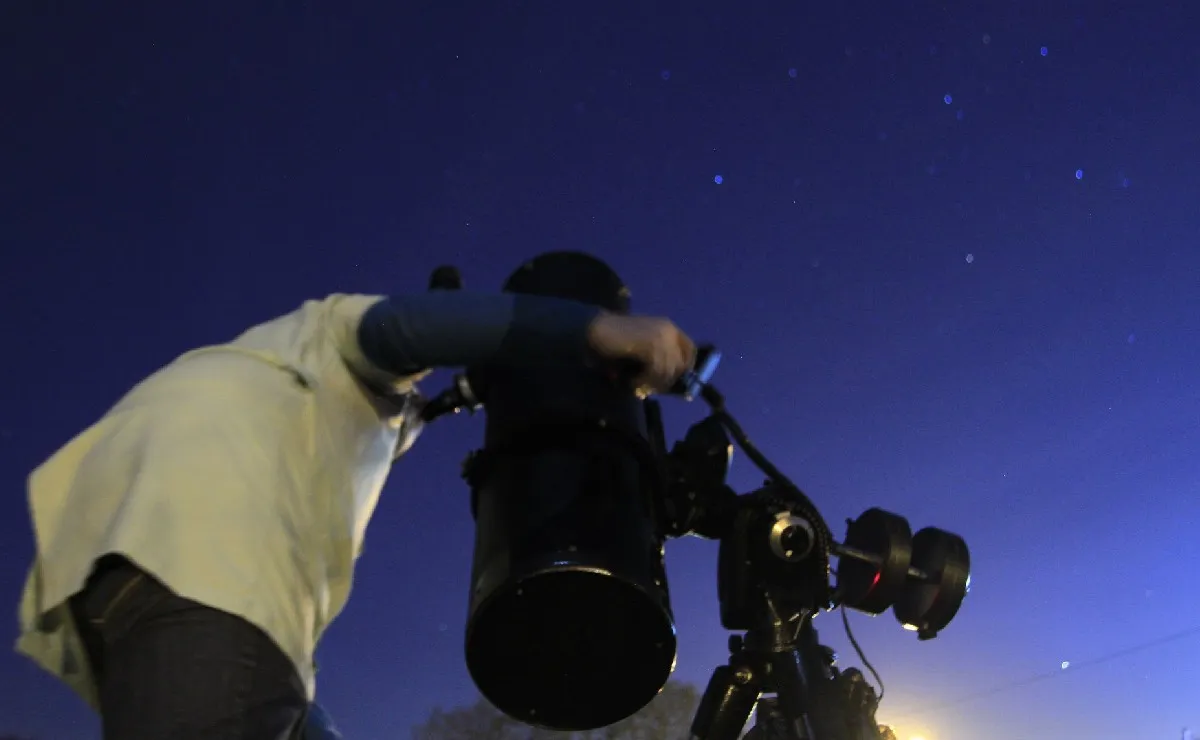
[1061, 661, 1071, 670]
[713, 174, 723, 185]
[965, 253, 974, 264]
[1040, 46, 1049, 56]
[956, 109, 964, 121]
[1121, 176, 1130, 188]
[982, 33, 991, 45]
[1075, 169, 1084, 180]
[943, 93, 953, 104]
[788, 67, 798, 78]
[660, 69, 671, 81]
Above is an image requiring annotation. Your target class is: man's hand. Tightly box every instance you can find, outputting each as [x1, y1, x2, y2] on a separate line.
[586, 314, 696, 396]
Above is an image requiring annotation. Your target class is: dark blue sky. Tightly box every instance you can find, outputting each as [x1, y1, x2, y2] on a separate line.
[3, 1, 1199, 738]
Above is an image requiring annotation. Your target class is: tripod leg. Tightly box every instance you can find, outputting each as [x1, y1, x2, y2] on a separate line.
[765, 630, 849, 740]
[690, 664, 761, 740]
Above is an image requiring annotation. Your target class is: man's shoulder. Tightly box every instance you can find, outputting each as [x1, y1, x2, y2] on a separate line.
[224, 294, 384, 353]
[311, 293, 387, 323]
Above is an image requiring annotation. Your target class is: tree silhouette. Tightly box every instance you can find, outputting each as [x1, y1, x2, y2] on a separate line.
[412, 681, 700, 740]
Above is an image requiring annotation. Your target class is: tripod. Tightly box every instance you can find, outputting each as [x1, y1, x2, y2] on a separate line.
[691, 606, 882, 740]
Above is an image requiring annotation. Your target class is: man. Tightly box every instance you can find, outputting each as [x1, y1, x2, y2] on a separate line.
[16, 288, 695, 739]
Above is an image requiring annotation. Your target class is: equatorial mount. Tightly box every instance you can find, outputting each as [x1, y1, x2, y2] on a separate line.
[655, 388, 971, 740]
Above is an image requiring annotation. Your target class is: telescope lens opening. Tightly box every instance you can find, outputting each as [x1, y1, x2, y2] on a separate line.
[465, 567, 678, 731]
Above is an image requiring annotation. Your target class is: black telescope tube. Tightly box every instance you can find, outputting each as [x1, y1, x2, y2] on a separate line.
[462, 252, 678, 732]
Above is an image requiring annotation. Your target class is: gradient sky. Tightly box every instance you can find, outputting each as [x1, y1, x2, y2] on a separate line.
[3, 2, 1199, 739]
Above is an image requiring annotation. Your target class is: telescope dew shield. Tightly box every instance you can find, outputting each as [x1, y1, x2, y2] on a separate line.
[463, 252, 678, 731]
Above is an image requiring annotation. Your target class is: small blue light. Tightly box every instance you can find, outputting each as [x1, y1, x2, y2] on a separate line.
[660, 69, 671, 81]
[1040, 46, 1048, 57]
[956, 109, 964, 121]
[943, 93, 953, 105]
[1121, 177, 1130, 188]
[1075, 169, 1084, 180]
[787, 67, 798, 79]
[713, 174, 723, 185]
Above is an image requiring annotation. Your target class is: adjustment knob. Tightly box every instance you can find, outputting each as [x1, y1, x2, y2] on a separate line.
[769, 511, 815, 562]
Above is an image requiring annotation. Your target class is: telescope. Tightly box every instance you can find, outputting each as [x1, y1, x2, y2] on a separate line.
[419, 253, 971, 740]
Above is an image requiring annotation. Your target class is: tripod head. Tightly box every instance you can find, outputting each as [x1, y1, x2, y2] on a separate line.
[420, 253, 971, 739]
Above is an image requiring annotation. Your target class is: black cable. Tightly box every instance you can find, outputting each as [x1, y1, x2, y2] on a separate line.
[699, 384, 836, 560]
[840, 605, 886, 702]
[885, 623, 1200, 723]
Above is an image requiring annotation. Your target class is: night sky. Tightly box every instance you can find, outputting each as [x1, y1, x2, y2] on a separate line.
[3, 2, 1199, 738]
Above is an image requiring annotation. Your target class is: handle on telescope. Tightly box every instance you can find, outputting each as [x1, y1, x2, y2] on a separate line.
[419, 373, 481, 423]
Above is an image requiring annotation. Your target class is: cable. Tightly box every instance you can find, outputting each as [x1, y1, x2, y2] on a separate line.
[884, 623, 1200, 723]
[841, 604, 886, 702]
[699, 383, 836, 575]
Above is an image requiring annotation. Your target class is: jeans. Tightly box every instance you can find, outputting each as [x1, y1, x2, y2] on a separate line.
[69, 555, 309, 740]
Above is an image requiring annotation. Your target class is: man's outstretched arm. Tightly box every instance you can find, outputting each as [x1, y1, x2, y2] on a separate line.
[329, 292, 600, 391]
